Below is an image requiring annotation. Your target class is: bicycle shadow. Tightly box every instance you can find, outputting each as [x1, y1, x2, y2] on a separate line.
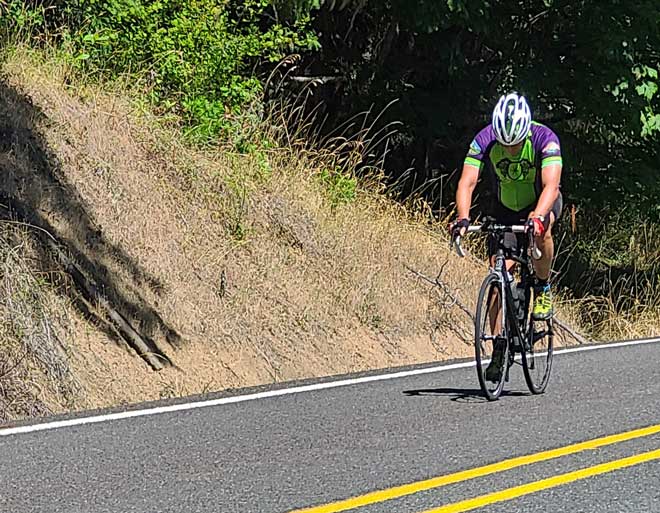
[403, 387, 528, 403]
[0, 76, 181, 364]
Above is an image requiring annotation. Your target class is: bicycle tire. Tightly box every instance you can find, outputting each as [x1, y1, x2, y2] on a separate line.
[475, 273, 509, 401]
[522, 314, 554, 394]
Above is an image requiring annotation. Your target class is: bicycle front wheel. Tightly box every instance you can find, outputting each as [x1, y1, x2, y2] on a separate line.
[522, 317, 554, 394]
[475, 273, 509, 401]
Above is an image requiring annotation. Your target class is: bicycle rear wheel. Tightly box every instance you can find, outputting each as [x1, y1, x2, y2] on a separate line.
[475, 273, 509, 401]
[522, 316, 554, 394]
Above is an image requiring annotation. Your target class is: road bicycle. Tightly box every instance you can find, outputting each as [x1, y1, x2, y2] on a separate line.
[452, 219, 554, 400]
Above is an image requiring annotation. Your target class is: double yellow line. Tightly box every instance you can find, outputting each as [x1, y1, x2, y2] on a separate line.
[423, 447, 660, 513]
[290, 423, 660, 513]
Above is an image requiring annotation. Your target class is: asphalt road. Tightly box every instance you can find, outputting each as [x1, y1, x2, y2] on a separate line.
[1, 340, 659, 513]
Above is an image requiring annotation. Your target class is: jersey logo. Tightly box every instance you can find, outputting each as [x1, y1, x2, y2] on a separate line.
[496, 158, 533, 181]
[542, 141, 561, 156]
[468, 140, 481, 156]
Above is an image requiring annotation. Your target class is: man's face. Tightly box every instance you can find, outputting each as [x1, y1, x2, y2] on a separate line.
[503, 142, 524, 156]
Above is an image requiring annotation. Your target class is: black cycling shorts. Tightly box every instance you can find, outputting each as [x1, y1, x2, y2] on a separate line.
[487, 193, 563, 258]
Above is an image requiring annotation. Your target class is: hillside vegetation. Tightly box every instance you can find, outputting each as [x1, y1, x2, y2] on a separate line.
[0, 47, 491, 419]
[0, 1, 657, 420]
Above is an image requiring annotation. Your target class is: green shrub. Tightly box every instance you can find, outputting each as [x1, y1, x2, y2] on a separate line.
[1, 0, 319, 140]
[319, 167, 357, 207]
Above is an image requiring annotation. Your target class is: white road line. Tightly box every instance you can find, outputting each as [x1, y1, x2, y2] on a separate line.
[1, 338, 659, 437]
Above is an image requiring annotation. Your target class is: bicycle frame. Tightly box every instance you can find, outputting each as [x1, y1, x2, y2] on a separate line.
[489, 230, 534, 377]
[453, 223, 535, 369]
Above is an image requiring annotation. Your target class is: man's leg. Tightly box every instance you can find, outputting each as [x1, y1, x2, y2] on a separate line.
[534, 212, 555, 281]
[487, 255, 517, 333]
[532, 213, 556, 320]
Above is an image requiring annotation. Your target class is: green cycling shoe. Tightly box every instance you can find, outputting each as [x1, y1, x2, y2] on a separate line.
[533, 284, 553, 321]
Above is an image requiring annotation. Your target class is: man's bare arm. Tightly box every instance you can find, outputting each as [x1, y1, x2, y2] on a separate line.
[456, 164, 480, 220]
[531, 164, 561, 219]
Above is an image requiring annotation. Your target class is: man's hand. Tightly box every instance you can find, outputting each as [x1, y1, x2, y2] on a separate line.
[449, 218, 470, 238]
[526, 214, 548, 237]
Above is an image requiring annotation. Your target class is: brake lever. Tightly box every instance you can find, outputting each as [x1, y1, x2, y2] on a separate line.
[452, 235, 466, 258]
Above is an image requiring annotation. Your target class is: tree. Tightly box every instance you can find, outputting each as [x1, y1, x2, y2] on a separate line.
[283, 0, 660, 216]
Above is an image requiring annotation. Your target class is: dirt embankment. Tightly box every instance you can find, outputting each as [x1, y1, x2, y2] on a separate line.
[0, 49, 579, 421]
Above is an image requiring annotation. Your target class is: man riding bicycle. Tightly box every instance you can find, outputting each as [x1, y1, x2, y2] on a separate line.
[450, 92, 563, 322]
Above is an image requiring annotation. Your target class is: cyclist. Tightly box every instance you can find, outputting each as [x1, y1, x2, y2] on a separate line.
[450, 93, 563, 380]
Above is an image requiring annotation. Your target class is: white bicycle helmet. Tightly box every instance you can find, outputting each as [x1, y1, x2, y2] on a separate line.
[492, 93, 531, 146]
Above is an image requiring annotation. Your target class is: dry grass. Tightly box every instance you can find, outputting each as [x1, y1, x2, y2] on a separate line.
[0, 45, 491, 417]
[559, 295, 660, 342]
[0, 45, 607, 419]
[552, 210, 660, 341]
[0, 224, 81, 421]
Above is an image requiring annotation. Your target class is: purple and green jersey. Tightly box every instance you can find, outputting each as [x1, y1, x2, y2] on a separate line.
[464, 121, 562, 212]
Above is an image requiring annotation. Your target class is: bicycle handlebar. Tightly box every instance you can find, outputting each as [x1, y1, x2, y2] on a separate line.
[451, 224, 542, 260]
